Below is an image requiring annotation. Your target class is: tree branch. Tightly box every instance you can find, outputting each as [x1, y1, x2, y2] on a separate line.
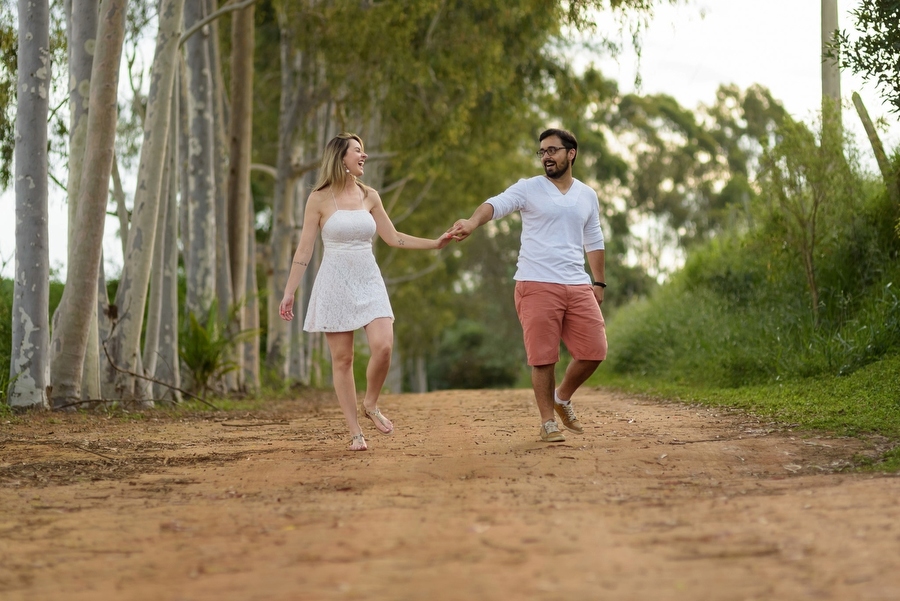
[180, 0, 257, 47]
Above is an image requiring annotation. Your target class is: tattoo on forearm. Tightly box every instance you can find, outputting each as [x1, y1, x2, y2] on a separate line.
[293, 261, 307, 266]
[398, 238, 406, 246]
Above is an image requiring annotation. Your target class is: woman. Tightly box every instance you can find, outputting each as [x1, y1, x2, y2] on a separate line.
[279, 133, 450, 451]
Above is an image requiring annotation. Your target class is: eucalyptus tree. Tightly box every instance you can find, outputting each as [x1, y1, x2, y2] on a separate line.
[49, 0, 127, 408]
[64, 0, 100, 400]
[821, 0, 842, 110]
[9, 0, 50, 409]
[225, 1, 255, 388]
[104, 0, 184, 401]
[182, 0, 218, 321]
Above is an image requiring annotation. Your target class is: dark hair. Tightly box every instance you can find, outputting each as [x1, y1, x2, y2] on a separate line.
[539, 128, 578, 164]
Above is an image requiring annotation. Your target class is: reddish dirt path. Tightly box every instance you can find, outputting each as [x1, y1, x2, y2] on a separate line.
[2, 388, 900, 600]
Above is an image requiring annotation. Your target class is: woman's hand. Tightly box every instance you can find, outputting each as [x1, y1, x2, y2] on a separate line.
[435, 232, 453, 250]
[279, 295, 295, 321]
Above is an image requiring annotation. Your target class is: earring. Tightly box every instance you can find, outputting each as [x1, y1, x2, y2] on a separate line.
[345, 167, 350, 173]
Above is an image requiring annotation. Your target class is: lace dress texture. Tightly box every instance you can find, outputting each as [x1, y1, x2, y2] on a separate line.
[303, 209, 394, 332]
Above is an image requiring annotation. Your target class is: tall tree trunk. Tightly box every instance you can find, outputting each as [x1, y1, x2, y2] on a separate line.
[65, 0, 101, 402]
[142, 141, 173, 395]
[852, 92, 900, 204]
[821, 0, 842, 131]
[49, 0, 126, 408]
[242, 205, 260, 391]
[156, 91, 182, 403]
[184, 0, 217, 319]
[206, 0, 234, 337]
[227, 1, 255, 388]
[265, 15, 301, 380]
[9, 0, 51, 410]
[107, 0, 184, 401]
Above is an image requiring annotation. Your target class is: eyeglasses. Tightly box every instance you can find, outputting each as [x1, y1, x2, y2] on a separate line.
[536, 146, 567, 158]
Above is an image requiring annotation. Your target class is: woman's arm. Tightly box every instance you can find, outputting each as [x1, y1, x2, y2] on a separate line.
[370, 190, 451, 250]
[279, 195, 322, 320]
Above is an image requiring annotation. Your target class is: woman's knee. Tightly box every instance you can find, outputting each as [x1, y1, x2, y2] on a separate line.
[369, 339, 393, 363]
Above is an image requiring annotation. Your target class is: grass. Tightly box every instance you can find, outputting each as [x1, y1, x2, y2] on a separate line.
[592, 353, 900, 472]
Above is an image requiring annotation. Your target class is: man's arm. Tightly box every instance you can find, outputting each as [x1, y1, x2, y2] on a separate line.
[448, 202, 495, 241]
[586, 249, 605, 305]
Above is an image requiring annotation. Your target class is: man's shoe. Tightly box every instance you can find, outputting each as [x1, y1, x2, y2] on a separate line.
[540, 420, 565, 442]
[554, 400, 584, 434]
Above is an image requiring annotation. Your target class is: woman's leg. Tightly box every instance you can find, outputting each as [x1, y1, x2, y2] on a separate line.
[325, 331, 363, 437]
[361, 318, 394, 432]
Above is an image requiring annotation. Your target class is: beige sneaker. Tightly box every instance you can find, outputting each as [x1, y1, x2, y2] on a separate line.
[554, 400, 584, 434]
[540, 420, 565, 442]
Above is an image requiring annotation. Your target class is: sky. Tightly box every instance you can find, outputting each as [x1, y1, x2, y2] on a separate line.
[1, 0, 897, 280]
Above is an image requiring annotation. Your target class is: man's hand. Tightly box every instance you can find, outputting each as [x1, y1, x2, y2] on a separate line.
[448, 218, 477, 242]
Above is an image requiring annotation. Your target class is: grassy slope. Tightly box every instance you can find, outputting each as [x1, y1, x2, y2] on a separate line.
[592, 353, 900, 470]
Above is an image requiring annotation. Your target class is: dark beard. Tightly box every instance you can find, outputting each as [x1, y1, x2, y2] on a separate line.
[544, 157, 569, 179]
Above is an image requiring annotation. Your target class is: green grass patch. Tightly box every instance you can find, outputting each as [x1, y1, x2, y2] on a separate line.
[593, 353, 900, 470]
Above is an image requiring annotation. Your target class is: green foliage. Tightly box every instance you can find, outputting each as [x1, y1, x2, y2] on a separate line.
[179, 301, 255, 399]
[604, 112, 900, 393]
[601, 353, 900, 442]
[429, 320, 524, 390]
[837, 0, 900, 113]
[0, 1, 15, 190]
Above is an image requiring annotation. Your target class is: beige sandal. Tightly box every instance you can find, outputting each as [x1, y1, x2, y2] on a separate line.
[349, 433, 367, 451]
[363, 407, 394, 434]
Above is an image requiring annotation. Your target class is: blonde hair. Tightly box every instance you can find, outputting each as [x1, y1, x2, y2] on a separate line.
[313, 132, 370, 197]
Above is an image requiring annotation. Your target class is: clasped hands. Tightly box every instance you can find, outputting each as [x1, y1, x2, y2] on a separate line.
[444, 219, 476, 242]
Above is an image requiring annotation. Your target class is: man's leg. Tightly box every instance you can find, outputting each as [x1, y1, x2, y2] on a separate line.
[557, 359, 602, 401]
[531, 363, 557, 423]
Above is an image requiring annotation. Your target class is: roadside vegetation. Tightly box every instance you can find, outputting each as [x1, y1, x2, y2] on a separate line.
[594, 113, 900, 471]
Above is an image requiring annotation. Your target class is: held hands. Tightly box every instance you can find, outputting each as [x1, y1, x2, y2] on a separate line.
[435, 231, 453, 250]
[279, 295, 295, 321]
[447, 218, 475, 242]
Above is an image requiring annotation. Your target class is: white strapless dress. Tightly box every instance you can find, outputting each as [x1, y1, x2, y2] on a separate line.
[303, 210, 394, 332]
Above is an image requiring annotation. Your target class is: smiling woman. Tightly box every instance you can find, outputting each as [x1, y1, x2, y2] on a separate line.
[278, 132, 452, 452]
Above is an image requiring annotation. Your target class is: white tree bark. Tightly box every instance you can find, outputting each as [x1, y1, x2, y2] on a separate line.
[106, 0, 184, 401]
[10, 0, 51, 410]
[183, 0, 217, 319]
[65, 0, 101, 401]
[155, 93, 182, 403]
[265, 14, 302, 379]
[241, 204, 260, 391]
[821, 0, 841, 125]
[227, 2, 255, 388]
[48, 0, 126, 408]
[141, 140, 172, 395]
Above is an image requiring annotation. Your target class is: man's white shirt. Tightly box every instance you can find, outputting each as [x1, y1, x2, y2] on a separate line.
[486, 176, 605, 285]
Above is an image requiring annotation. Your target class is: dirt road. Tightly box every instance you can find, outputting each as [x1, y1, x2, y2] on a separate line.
[2, 388, 899, 601]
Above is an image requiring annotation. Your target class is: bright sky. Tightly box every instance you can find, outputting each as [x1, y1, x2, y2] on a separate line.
[1, 0, 897, 280]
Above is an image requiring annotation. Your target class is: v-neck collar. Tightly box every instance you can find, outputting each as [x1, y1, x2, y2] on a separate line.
[541, 175, 575, 196]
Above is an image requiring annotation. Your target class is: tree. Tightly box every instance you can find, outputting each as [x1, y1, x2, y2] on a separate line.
[183, 0, 218, 321]
[821, 0, 842, 125]
[9, 0, 51, 409]
[225, 1, 255, 388]
[105, 0, 184, 401]
[49, 0, 127, 407]
[837, 0, 900, 113]
[757, 116, 862, 325]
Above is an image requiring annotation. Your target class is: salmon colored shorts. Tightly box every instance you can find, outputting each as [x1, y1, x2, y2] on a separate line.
[514, 281, 607, 366]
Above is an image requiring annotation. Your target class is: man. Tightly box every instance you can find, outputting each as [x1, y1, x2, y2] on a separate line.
[448, 128, 607, 443]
